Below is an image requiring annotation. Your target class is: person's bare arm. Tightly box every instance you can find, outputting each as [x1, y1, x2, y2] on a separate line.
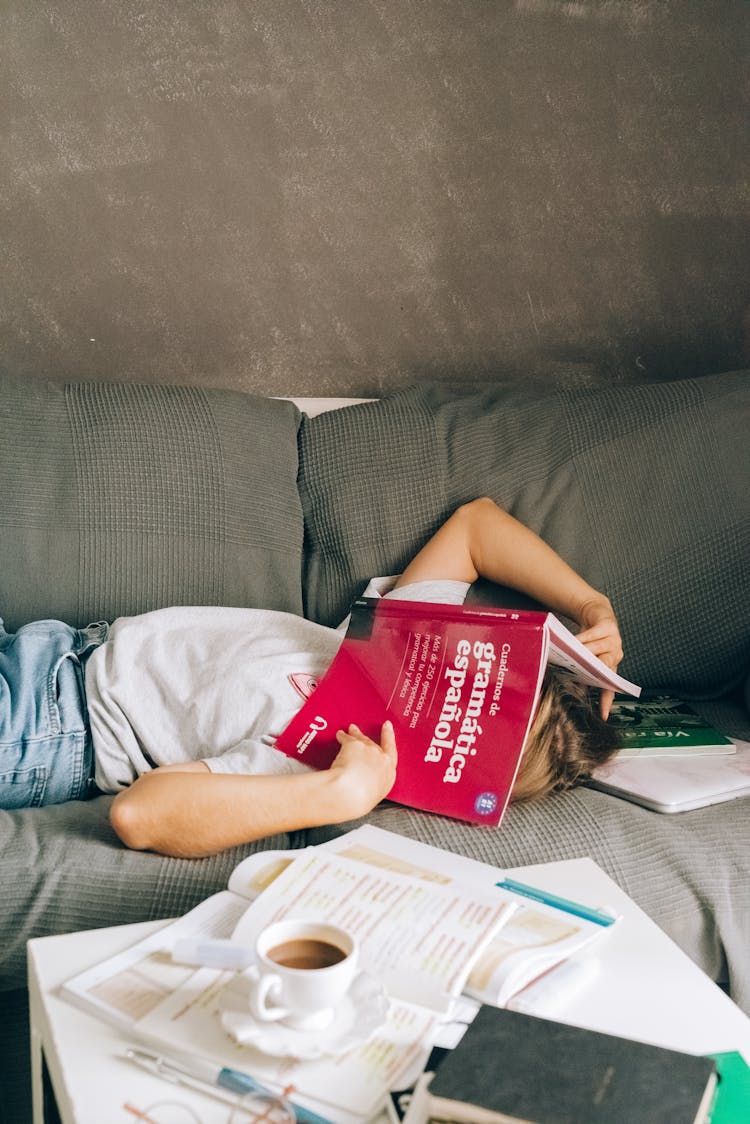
[109, 722, 397, 858]
[396, 498, 623, 714]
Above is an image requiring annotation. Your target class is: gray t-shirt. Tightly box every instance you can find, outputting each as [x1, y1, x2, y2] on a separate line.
[86, 578, 470, 792]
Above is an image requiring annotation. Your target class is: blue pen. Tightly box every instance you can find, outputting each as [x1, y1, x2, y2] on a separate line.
[126, 1046, 334, 1124]
[496, 878, 617, 927]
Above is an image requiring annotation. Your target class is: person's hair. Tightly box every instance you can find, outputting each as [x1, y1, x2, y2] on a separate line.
[512, 667, 621, 802]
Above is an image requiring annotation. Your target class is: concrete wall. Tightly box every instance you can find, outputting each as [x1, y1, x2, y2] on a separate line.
[2, 1, 748, 395]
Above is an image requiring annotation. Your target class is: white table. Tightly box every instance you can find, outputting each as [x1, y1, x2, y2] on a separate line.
[28, 856, 750, 1124]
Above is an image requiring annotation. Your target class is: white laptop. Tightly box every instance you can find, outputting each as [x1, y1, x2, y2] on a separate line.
[589, 738, 750, 813]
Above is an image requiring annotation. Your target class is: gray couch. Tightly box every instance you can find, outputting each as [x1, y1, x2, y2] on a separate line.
[1, 371, 748, 1121]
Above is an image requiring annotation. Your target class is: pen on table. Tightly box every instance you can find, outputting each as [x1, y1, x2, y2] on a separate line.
[125, 1046, 334, 1124]
[495, 878, 618, 927]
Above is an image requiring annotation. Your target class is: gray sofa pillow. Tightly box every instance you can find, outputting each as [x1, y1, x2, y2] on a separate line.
[299, 371, 750, 697]
[0, 375, 305, 628]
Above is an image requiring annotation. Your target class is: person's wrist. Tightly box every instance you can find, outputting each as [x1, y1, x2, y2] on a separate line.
[577, 591, 613, 622]
[319, 765, 373, 823]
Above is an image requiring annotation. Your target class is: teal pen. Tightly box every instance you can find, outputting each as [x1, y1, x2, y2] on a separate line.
[496, 878, 617, 927]
[125, 1047, 334, 1124]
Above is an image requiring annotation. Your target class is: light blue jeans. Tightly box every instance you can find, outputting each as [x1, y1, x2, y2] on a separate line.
[0, 618, 108, 808]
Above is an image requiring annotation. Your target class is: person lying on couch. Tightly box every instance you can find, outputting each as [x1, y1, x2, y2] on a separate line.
[0, 498, 623, 857]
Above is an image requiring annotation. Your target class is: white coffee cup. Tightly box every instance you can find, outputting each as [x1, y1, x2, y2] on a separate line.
[248, 919, 358, 1031]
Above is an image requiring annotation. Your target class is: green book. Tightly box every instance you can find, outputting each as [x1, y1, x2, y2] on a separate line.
[707, 1052, 750, 1123]
[609, 695, 735, 758]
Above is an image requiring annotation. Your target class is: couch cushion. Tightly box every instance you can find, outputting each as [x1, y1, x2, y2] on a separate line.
[299, 370, 750, 697]
[0, 375, 304, 628]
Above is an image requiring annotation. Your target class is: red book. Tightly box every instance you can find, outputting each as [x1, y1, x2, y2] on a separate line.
[275, 599, 640, 826]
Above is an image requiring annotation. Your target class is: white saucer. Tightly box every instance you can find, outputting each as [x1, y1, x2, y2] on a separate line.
[220, 968, 389, 1059]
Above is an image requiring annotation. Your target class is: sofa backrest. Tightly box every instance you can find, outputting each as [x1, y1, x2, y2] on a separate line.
[1, 370, 748, 700]
[0, 376, 305, 629]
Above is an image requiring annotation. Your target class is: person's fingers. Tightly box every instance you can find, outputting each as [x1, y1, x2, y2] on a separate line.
[580, 639, 622, 667]
[600, 688, 615, 720]
[336, 722, 395, 752]
[580, 636, 610, 654]
[336, 723, 362, 739]
[380, 719, 397, 758]
[577, 621, 618, 644]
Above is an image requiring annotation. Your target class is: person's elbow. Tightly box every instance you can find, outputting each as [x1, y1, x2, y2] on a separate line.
[109, 785, 155, 851]
[460, 496, 502, 518]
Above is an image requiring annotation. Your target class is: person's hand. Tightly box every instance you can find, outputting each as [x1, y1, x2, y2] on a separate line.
[328, 721, 398, 819]
[575, 596, 624, 720]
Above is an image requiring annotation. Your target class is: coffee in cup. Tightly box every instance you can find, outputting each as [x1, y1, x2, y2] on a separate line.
[266, 937, 348, 971]
[248, 919, 358, 1030]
